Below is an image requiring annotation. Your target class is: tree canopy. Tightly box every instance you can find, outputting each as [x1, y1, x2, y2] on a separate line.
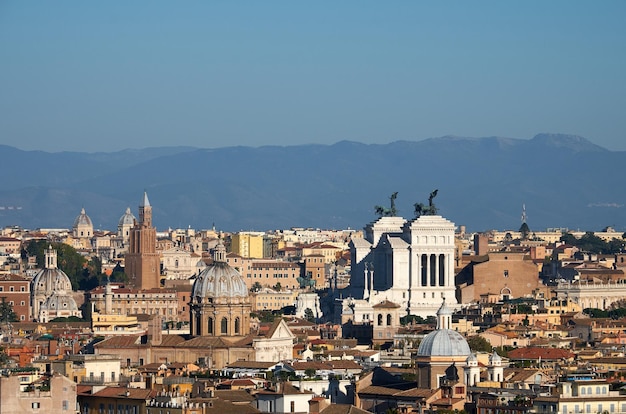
[467, 335, 492, 353]
[22, 240, 108, 291]
[560, 232, 625, 254]
[0, 299, 17, 323]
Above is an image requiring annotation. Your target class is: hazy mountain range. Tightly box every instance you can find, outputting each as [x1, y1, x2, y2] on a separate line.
[1, 133, 624, 234]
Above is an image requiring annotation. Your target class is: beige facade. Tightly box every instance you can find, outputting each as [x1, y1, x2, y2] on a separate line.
[554, 280, 626, 310]
[161, 247, 202, 280]
[372, 300, 401, 345]
[88, 284, 180, 321]
[0, 236, 21, 254]
[479, 328, 531, 348]
[302, 255, 326, 289]
[251, 288, 299, 312]
[534, 380, 626, 414]
[227, 255, 302, 290]
[0, 373, 77, 414]
[300, 243, 343, 264]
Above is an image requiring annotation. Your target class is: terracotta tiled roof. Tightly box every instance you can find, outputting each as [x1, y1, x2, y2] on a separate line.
[503, 368, 542, 382]
[320, 404, 371, 414]
[77, 385, 94, 395]
[372, 300, 401, 309]
[158, 334, 188, 347]
[225, 360, 278, 370]
[507, 347, 575, 360]
[92, 386, 155, 400]
[431, 397, 464, 406]
[186, 397, 260, 414]
[214, 389, 255, 402]
[181, 336, 236, 348]
[94, 335, 144, 348]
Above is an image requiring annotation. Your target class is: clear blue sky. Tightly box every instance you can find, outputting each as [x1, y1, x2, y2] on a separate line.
[1, 1, 625, 152]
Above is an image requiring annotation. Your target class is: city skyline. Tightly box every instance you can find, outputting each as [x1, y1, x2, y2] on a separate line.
[1, 2, 625, 153]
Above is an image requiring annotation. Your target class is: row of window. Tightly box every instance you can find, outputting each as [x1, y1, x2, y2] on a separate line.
[560, 402, 623, 414]
[247, 273, 297, 278]
[90, 403, 138, 414]
[0, 286, 26, 292]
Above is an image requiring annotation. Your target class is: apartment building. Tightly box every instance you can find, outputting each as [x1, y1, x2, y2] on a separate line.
[226, 254, 302, 290]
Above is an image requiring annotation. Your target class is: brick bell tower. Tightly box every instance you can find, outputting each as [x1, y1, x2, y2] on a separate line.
[125, 192, 161, 290]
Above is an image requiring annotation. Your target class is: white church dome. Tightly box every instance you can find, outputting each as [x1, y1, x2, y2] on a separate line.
[416, 301, 471, 357]
[31, 248, 74, 297]
[118, 207, 136, 226]
[73, 207, 93, 228]
[417, 329, 472, 357]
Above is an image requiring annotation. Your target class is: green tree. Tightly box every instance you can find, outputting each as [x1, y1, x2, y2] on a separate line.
[0, 299, 17, 323]
[608, 308, 626, 319]
[560, 232, 578, 245]
[304, 368, 316, 378]
[304, 308, 315, 322]
[584, 308, 609, 318]
[250, 282, 262, 292]
[607, 238, 626, 254]
[273, 282, 282, 291]
[109, 263, 128, 284]
[466, 335, 492, 353]
[23, 241, 88, 290]
[400, 314, 426, 325]
[578, 232, 608, 254]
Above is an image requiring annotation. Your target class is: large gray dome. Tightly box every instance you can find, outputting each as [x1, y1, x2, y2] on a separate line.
[416, 300, 471, 357]
[417, 329, 471, 357]
[118, 207, 136, 226]
[191, 242, 248, 299]
[41, 293, 79, 312]
[73, 207, 93, 228]
[32, 267, 73, 297]
[31, 246, 81, 322]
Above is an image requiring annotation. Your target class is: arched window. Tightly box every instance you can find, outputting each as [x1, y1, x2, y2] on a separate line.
[581, 387, 586, 395]
[235, 317, 240, 334]
[221, 317, 228, 334]
[386, 314, 392, 326]
[208, 317, 214, 335]
[377, 314, 383, 326]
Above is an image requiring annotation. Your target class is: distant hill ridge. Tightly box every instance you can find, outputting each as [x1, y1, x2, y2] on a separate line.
[0, 133, 624, 233]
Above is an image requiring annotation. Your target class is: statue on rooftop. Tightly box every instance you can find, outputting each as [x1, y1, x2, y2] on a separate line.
[374, 192, 398, 217]
[414, 189, 439, 217]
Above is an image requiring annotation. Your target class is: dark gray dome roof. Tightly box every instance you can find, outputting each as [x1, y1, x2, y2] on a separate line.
[118, 207, 136, 226]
